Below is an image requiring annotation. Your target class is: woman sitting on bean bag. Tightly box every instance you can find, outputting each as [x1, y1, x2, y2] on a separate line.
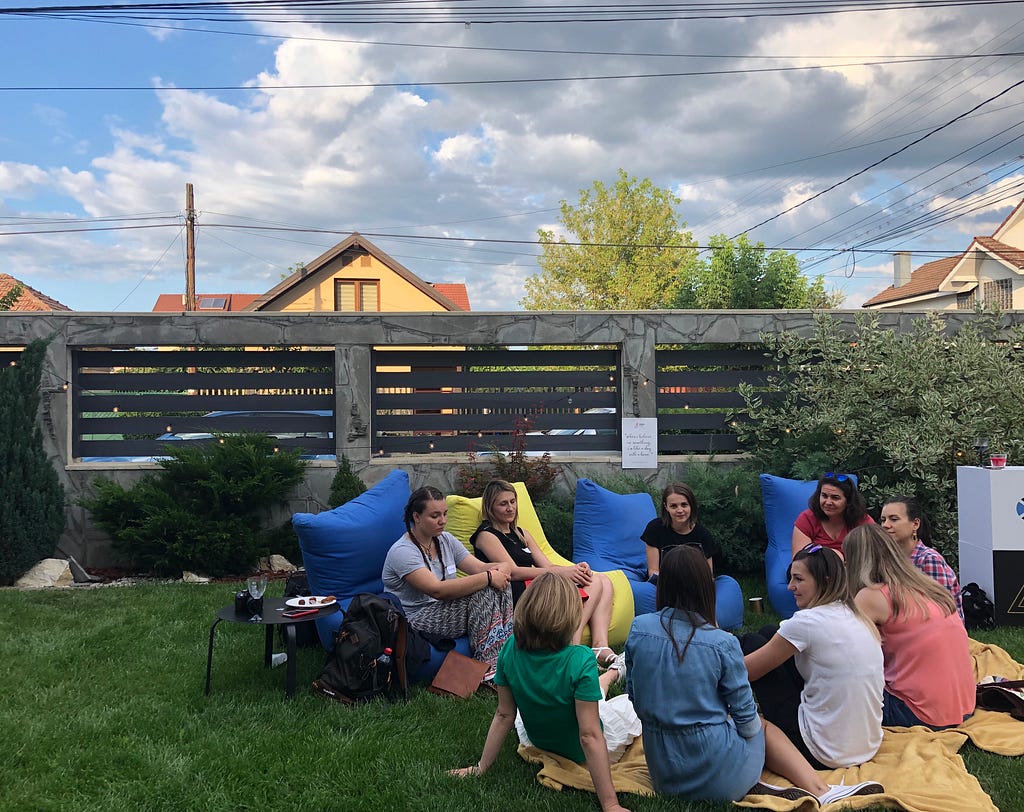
[791, 473, 873, 559]
[642, 482, 720, 581]
[844, 524, 975, 729]
[471, 478, 617, 666]
[382, 485, 513, 679]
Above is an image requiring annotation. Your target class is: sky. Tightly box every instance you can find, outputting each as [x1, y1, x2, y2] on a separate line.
[3, 0, 1024, 312]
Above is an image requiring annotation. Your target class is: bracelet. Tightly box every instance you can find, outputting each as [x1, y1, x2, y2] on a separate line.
[486, 570, 493, 587]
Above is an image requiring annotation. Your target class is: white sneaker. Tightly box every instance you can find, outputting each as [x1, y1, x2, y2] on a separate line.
[610, 652, 627, 683]
[818, 780, 884, 806]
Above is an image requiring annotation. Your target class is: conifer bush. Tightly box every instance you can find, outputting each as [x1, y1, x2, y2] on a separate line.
[81, 432, 306, 576]
[0, 338, 66, 585]
[328, 454, 367, 508]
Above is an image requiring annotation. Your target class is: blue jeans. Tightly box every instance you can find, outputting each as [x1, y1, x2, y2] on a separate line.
[882, 691, 969, 730]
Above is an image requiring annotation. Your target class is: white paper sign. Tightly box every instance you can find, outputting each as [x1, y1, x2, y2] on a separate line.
[621, 418, 658, 469]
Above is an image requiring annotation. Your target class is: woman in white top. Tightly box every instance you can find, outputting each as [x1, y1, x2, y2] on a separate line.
[742, 543, 884, 769]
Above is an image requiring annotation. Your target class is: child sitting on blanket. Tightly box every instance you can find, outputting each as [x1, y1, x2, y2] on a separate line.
[449, 571, 634, 812]
[626, 546, 884, 805]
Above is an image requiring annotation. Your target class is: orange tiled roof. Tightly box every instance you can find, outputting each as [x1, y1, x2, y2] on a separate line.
[0, 273, 72, 311]
[862, 255, 961, 306]
[974, 236, 1024, 269]
[431, 283, 470, 311]
[152, 293, 261, 312]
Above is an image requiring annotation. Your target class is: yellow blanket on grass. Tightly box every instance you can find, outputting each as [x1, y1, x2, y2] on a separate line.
[518, 640, 1022, 811]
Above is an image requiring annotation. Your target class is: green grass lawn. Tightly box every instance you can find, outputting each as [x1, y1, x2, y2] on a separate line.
[2, 578, 1022, 812]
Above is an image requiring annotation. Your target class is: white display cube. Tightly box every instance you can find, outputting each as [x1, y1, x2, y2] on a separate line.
[956, 465, 1024, 625]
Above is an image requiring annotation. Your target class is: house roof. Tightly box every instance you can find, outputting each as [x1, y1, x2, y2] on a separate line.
[242, 233, 466, 312]
[431, 283, 470, 311]
[973, 236, 1024, 269]
[152, 293, 261, 312]
[0, 274, 73, 311]
[862, 255, 962, 306]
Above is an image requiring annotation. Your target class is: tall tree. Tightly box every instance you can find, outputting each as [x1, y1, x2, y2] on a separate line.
[673, 234, 843, 309]
[522, 170, 699, 310]
[0, 282, 24, 311]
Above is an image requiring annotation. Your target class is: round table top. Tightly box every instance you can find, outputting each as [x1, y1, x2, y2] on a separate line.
[216, 595, 340, 626]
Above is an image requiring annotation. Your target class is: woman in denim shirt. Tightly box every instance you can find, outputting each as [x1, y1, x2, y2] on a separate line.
[625, 546, 870, 803]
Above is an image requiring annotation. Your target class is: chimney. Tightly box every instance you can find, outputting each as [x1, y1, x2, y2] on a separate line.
[893, 252, 912, 287]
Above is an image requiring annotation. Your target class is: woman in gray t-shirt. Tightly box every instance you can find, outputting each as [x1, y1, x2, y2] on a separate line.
[382, 485, 513, 678]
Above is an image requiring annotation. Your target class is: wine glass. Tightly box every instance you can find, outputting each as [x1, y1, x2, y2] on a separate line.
[246, 575, 268, 622]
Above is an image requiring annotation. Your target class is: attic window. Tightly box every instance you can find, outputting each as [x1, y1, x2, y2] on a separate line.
[335, 279, 379, 312]
[198, 297, 228, 309]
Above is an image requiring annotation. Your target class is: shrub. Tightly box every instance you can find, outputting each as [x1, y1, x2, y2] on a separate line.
[0, 338, 66, 585]
[456, 417, 559, 501]
[328, 454, 367, 508]
[534, 491, 575, 560]
[738, 310, 1024, 565]
[80, 432, 306, 577]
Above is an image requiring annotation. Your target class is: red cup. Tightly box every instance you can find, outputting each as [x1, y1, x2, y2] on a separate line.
[989, 452, 1008, 469]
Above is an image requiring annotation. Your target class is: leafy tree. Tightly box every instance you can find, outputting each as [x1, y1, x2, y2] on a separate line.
[674, 234, 842, 309]
[0, 338, 66, 584]
[0, 282, 23, 311]
[80, 432, 306, 577]
[737, 310, 1024, 563]
[522, 169, 699, 309]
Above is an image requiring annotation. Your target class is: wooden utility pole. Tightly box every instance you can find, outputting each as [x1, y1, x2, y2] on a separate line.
[185, 182, 196, 311]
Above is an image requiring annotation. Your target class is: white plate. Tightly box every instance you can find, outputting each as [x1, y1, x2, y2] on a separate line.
[286, 596, 336, 608]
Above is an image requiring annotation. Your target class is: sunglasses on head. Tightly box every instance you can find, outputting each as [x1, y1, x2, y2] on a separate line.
[824, 472, 850, 482]
[801, 543, 824, 555]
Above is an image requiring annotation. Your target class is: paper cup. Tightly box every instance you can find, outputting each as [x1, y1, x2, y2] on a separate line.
[748, 596, 764, 614]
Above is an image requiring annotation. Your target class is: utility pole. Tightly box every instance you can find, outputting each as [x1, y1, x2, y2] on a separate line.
[185, 182, 196, 311]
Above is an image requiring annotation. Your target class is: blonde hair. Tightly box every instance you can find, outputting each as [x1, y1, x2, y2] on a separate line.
[844, 524, 957, 620]
[482, 479, 518, 529]
[513, 571, 582, 652]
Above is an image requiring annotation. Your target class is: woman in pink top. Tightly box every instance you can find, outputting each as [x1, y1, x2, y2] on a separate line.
[844, 524, 975, 729]
[791, 473, 873, 560]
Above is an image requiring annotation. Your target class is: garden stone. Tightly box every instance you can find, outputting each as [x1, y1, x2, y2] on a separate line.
[269, 555, 296, 573]
[182, 571, 211, 583]
[15, 558, 72, 589]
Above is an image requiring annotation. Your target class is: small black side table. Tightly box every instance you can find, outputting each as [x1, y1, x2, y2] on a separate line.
[205, 596, 340, 699]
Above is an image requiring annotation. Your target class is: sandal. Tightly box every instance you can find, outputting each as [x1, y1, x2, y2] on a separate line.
[591, 646, 616, 668]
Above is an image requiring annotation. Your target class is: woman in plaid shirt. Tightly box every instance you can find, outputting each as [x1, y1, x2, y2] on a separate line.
[879, 495, 963, 621]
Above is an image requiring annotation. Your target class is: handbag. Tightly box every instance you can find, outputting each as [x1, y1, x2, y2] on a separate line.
[427, 651, 490, 698]
[976, 677, 1024, 722]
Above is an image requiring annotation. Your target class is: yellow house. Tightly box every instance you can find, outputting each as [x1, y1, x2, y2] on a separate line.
[244, 233, 469, 313]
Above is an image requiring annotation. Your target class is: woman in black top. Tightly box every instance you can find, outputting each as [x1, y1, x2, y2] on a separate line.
[642, 483, 721, 583]
[471, 479, 618, 666]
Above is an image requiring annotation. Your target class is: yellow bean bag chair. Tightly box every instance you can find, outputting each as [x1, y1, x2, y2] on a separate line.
[446, 482, 635, 649]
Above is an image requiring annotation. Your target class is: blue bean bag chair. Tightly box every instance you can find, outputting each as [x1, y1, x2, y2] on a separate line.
[760, 473, 857, 619]
[571, 478, 745, 630]
[292, 469, 470, 682]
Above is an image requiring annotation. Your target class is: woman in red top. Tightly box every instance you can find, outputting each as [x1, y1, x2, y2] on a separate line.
[790, 473, 873, 560]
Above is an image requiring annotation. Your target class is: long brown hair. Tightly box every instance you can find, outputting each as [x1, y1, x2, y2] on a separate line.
[659, 482, 699, 529]
[656, 545, 716, 663]
[844, 524, 956, 619]
[790, 544, 879, 639]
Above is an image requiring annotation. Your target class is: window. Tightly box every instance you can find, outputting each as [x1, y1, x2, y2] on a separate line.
[335, 279, 379, 312]
[982, 278, 1013, 310]
[956, 289, 976, 310]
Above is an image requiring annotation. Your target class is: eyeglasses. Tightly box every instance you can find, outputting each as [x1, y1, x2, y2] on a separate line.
[824, 472, 850, 482]
[801, 543, 824, 554]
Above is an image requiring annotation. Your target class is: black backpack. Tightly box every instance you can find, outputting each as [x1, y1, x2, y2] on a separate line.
[961, 582, 996, 631]
[312, 593, 409, 705]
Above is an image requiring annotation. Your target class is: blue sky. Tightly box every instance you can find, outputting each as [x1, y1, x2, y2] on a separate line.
[2, 2, 1024, 312]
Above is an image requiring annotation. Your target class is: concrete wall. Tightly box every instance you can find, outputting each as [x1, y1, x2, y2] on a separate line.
[3, 308, 1022, 567]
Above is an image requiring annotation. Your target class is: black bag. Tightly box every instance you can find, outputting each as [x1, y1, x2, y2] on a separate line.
[976, 679, 1024, 722]
[312, 593, 409, 705]
[961, 582, 996, 631]
[278, 570, 320, 648]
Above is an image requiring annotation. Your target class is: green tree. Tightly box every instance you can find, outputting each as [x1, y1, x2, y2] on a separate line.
[0, 338, 66, 584]
[522, 169, 699, 309]
[0, 282, 23, 311]
[328, 454, 367, 508]
[737, 310, 1024, 562]
[674, 234, 842, 309]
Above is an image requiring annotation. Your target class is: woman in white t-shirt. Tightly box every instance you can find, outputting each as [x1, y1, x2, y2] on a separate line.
[741, 544, 884, 769]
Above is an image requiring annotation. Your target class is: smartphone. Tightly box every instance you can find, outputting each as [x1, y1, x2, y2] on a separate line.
[282, 608, 318, 619]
